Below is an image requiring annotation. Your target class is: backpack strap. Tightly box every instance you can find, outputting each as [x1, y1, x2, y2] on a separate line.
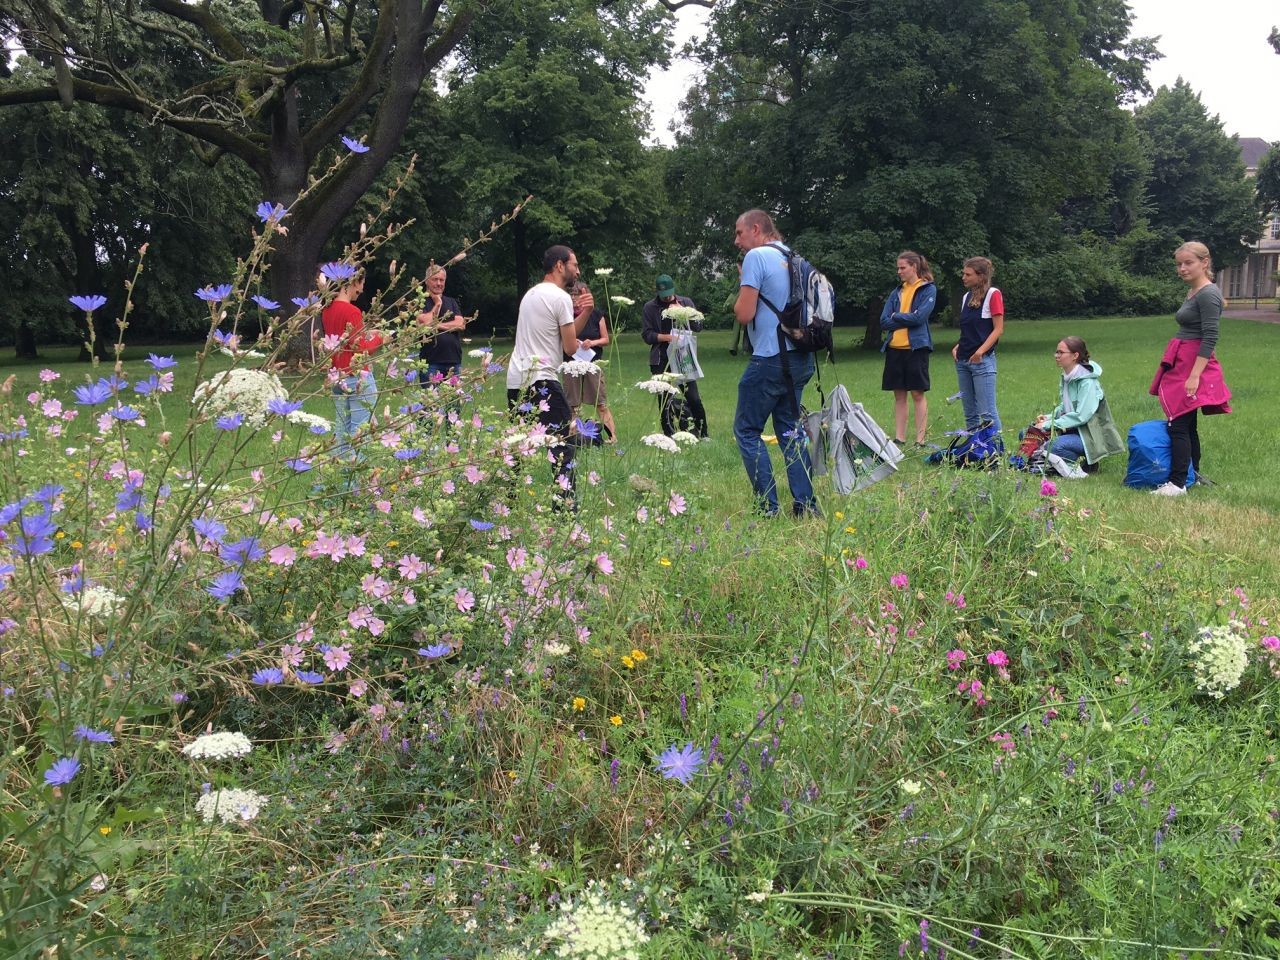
[752, 243, 792, 332]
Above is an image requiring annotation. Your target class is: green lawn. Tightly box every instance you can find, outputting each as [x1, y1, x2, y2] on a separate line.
[7, 312, 1277, 572]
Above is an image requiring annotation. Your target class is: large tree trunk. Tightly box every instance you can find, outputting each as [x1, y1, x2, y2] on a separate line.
[861, 298, 884, 350]
[513, 216, 529, 301]
[14, 319, 38, 359]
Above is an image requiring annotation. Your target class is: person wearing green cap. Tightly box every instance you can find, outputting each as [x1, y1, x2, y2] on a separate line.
[641, 274, 709, 437]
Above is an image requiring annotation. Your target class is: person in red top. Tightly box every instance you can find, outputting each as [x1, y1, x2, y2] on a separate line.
[321, 271, 382, 461]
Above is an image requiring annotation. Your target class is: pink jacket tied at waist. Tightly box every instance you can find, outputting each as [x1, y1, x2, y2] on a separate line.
[1149, 337, 1231, 420]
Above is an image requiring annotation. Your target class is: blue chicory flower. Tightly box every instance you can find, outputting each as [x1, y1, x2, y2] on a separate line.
[469, 519, 495, 531]
[134, 512, 153, 532]
[655, 742, 706, 785]
[207, 571, 242, 601]
[134, 375, 161, 396]
[291, 295, 320, 309]
[574, 418, 600, 441]
[321, 261, 358, 282]
[44, 756, 81, 786]
[14, 511, 58, 556]
[69, 294, 107, 312]
[195, 284, 234, 303]
[219, 537, 265, 568]
[251, 295, 280, 311]
[73, 380, 113, 406]
[109, 405, 140, 421]
[252, 667, 284, 686]
[284, 458, 312, 472]
[32, 484, 63, 505]
[267, 398, 303, 416]
[256, 201, 288, 222]
[192, 517, 227, 542]
[146, 353, 178, 370]
[393, 449, 422, 460]
[419, 644, 451, 659]
[74, 725, 115, 743]
[295, 670, 325, 684]
[341, 136, 370, 153]
[215, 413, 245, 431]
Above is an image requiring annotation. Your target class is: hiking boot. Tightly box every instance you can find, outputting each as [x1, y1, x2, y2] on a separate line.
[1047, 453, 1087, 480]
[1151, 482, 1186, 497]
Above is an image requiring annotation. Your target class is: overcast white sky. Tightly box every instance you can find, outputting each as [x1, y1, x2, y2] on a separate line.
[643, 0, 1280, 145]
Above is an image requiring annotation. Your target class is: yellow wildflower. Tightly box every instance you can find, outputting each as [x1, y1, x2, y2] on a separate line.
[630, 649, 647, 662]
[71, 541, 83, 549]
[572, 696, 585, 711]
[609, 715, 622, 726]
[621, 656, 635, 669]
[658, 558, 671, 567]
[99, 826, 111, 836]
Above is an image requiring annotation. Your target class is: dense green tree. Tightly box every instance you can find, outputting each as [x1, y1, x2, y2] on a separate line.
[1132, 79, 1261, 273]
[1256, 146, 1280, 218]
[0, 0, 707, 361]
[0, 79, 252, 357]
[357, 0, 673, 329]
[666, 0, 1158, 338]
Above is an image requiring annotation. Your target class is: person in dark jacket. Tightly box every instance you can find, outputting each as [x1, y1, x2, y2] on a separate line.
[879, 250, 936, 446]
[562, 281, 618, 442]
[641, 273, 708, 437]
[416, 265, 465, 383]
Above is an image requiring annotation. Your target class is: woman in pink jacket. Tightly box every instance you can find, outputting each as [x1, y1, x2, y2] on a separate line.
[1148, 241, 1232, 497]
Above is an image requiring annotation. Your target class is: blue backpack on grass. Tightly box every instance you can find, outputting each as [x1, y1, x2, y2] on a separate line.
[1123, 420, 1195, 489]
[927, 421, 1004, 468]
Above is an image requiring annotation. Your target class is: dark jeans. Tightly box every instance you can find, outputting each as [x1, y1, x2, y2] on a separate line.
[507, 381, 576, 499]
[1168, 409, 1200, 488]
[650, 362, 708, 438]
[733, 352, 817, 516]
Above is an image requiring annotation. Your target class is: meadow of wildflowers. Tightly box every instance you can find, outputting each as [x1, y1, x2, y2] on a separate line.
[2, 200, 1279, 958]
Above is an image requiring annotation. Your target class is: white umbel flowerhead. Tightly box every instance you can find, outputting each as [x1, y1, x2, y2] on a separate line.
[182, 731, 253, 761]
[544, 882, 649, 960]
[671, 431, 699, 446]
[634, 379, 679, 396]
[660, 304, 704, 326]
[1188, 620, 1249, 698]
[641, 434, 680, 454]
[63, 585, 125, 618]
[195, 788, 268, 824]
[558, 360, 601, 378]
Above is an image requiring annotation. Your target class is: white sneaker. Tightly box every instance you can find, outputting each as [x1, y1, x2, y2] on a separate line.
[1151, 482, 1186, 497]
[1047, 453, 1087, 480]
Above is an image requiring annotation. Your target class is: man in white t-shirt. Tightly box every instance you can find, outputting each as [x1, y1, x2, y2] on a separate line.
[507, 245, 593, 502]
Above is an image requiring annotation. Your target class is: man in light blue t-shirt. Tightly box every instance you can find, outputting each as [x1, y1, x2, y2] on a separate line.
[732, 208, 817, 517]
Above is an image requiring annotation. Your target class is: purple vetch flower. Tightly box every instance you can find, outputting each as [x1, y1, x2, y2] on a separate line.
[919, 919, 929, 953]
[341, 136, 370, 153]
[206, 570, 242, 601]
[146, 353, 178, 370]
[252, 667, 284, 686]
[679, 693, 688, 722]
[73, 380, 113, 406]
[195, 284, 234, 303]
[266, 398, 303, 416]
[69, 294, 107, 313]
[655, 742, 705, 785]
[609, 758, 620, 790]
[44, 756, 81, 786]
[251, 294, 280, 311]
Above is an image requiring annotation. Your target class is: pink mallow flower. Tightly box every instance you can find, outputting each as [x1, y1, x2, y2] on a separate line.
[268, 545, 297, 566]
[323, 645, 352, 672]
[594, 552, 613, 575]
[454, 587, 476, 612]
[1261, 636, 1280, 651]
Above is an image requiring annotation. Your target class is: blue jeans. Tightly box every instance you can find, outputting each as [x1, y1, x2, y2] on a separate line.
[1048, 431, 1086, 462]
[733, 353, 817, 516]
[955, 354, 1001, 432]
[332, 371, 377, 461]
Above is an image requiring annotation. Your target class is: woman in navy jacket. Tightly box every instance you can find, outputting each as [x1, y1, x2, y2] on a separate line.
[880, 250, 936, 445]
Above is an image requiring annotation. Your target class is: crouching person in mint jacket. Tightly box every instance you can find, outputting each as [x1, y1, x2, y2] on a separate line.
[1036, 336, 1124, 478]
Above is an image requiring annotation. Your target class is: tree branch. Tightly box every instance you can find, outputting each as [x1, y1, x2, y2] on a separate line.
[143, 0, 249, 61]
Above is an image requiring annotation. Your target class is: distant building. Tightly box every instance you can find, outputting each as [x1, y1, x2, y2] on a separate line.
[1218, 137, 1279, 303]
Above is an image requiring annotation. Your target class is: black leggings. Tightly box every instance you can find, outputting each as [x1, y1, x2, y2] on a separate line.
[507, 381, 576, 497]
[1167, 409, 1200, 488]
